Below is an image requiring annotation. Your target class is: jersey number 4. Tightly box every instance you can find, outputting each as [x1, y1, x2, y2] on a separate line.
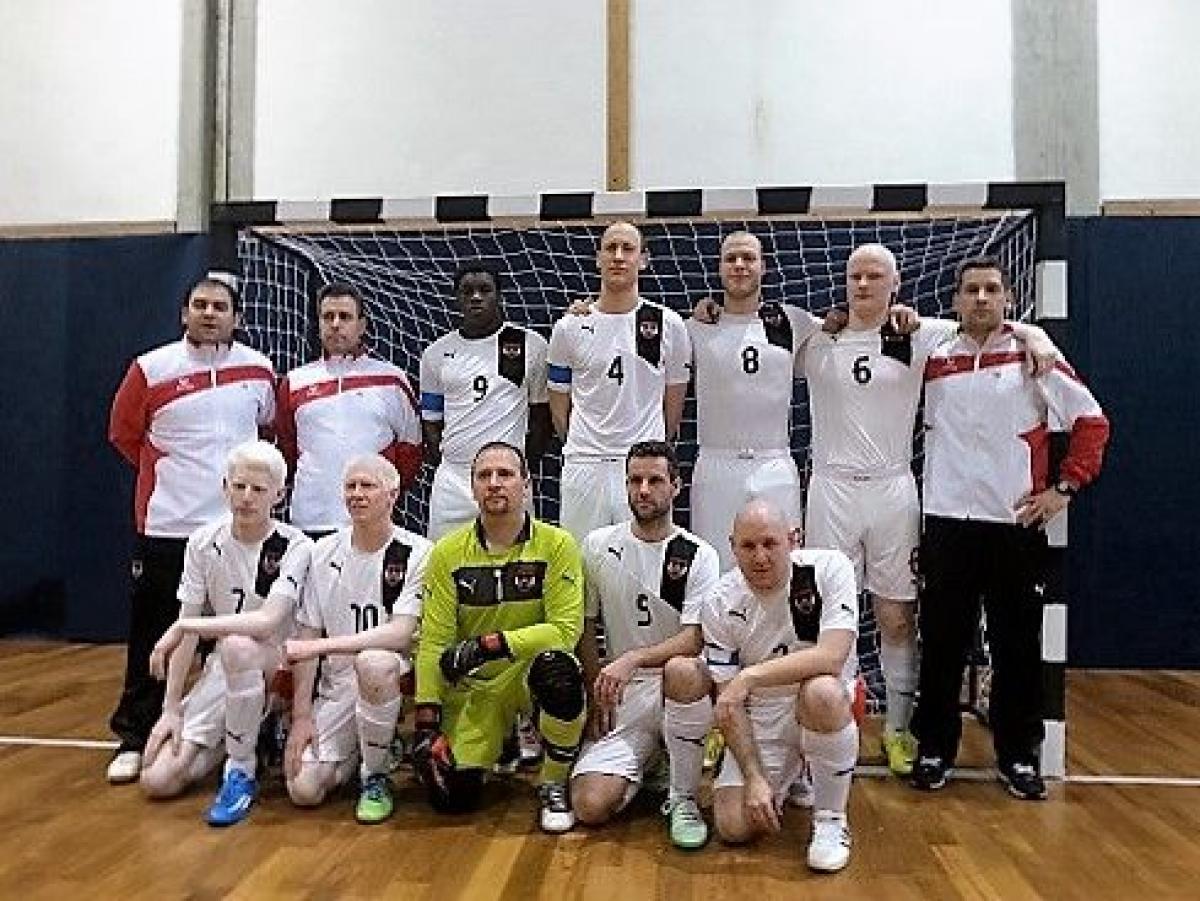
[607, 355, 625, 386]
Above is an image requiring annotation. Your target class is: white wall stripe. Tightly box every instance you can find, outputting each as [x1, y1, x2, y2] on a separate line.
[701, 187, 759, 215]
[1042, 720, 1067, 778]
[927, 181, 991, 208]
[1037, 259, 1069, 319]
[489, 194, 541, 218]
[380, 196, 435, 220]
[275, 199, 331, 223]
[1043, 603, 1069, 662]
[809, 184, 874, 211]
[592, 190, 646, 216]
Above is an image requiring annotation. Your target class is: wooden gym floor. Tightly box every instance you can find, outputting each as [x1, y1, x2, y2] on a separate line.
[0, 641, 1197, 900]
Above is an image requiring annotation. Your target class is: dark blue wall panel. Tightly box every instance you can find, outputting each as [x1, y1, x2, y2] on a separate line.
[1066, 218, 1200, 667]
[0, 234, 208, 640]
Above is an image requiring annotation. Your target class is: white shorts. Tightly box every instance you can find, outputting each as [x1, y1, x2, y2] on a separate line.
[804, 471, 919, 601]
[180, 644, 280, 749]
[560, 457, 630, 542]
[715, 679, 856, 798]
[714, 698, 805, 800]
[572, 675, 663, 808]
[180, 656, 232, 749]
[428, 461, 477, 540]
[302, 651, 407, 765]
[691, 449, 802, 573]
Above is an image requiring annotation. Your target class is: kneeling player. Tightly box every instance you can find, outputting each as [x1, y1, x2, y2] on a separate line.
[571, 441, 720, 831]
[141, 441, 312, 826]
[414, 441, 587, 832]
[663, 499, 859, 872]
[283, 455, 432, 823]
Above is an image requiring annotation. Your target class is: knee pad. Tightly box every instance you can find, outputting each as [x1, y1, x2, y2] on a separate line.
[527, 650, 585, 721]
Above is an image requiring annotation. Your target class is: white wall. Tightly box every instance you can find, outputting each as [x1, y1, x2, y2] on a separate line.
[1098, 0, 1200, 200]
[253, 0, 607, 199]
[0, 0, 182, 225]
[633, 0, 1014, 189]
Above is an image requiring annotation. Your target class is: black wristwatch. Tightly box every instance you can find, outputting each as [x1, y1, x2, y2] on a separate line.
[1053, 480, 1077, 498]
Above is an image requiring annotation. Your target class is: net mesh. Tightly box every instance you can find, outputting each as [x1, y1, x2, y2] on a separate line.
[238, 211, 1038, 710]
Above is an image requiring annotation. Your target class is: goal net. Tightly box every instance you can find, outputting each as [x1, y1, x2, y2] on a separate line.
[236, 208, 1038, 712]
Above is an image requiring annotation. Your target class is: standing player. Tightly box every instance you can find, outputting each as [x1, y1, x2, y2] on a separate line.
[276, 282, 422, 538]
[106, 274, 276, 783]
[912, 256, 1109, 798]
[547, 222, 691, 540]
[413, 441, 587, 832]
[661, 499, 859, 871]
[570, 442, 720, 830]
[282, 454, 432, 823]
[688, 232, 819, 571]
[420, 263, 551, 539]
[140, 441, 310, 826]
[799, 243, 1058, 776]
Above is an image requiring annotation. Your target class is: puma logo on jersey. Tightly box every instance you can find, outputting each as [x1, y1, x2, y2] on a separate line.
[329, 560, 343, 574]
[580, 323, 595, 334]
[728, 608, 748, 621]
[673, 734, 704, 747]
[456, 575, 477, 594]
[443, 351, 456, 358]
[606, 546, 624, 562]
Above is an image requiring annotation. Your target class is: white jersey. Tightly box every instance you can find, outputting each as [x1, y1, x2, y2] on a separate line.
[582, 522, 720, 664]
[177, 518, 312, 638]
[419, 325, 549, 465]
[547, 299, 691, 457]
[701, 548, 858, 701]
[298, 525, 433, 677]
[688, 304, 819, 451]
[279, 354, 421, 531]
[923, 327, 1109, 523]
[802, 320, 955, 477]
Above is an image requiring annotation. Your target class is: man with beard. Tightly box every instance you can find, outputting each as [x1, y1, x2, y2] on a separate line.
[570, 442, 720, 833]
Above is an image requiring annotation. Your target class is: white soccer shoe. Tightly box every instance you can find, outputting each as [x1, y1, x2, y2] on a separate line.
[106, 750, 142, 784]
[538, 782, 575, 834]
[806, 810, 852, 873]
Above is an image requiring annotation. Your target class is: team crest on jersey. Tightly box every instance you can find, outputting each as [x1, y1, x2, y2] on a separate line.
[761, 308, 782, 327]
[791, 585, 817, 615]
[383, 562, 407, 588]
[131, 559, 143, 579]
[639, 320, 660, 340]
[512, 563, 540, 593]
[665, 556, 691, 581]
[259, 551, 282, 577]
[176, 376, 194, 392]
[501, 341, 523, 358]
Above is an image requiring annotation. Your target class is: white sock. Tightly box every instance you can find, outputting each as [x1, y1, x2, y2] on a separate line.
[224, 668, 265, 776]
[664, 696, 712, 801]
[880, 637, 917, 735]
[357, 695, 403, 779]
[803, 721, 858, 814]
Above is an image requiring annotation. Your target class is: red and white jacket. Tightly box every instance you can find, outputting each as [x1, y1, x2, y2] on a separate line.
[276, 353, 421, 531]
[922, 327, 1110, 524]
[109, 338, 276, 538]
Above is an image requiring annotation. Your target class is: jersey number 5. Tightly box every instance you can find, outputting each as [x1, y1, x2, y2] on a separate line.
[636, 593, 652, 627]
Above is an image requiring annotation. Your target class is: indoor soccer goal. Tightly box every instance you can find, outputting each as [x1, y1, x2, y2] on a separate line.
[212, 182, 1069, 773]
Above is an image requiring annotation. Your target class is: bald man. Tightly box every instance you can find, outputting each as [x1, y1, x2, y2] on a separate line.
[547, 222, 691, 541]
[660, 499, 859, 872]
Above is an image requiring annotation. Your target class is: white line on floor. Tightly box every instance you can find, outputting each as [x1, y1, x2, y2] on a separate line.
[2, 736, 1198, 786]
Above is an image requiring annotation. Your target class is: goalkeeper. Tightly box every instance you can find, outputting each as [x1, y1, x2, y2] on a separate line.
[413, 441, 587, 833]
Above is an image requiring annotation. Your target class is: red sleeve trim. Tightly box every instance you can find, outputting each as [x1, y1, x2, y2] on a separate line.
[1059, 414, 1110, 488]
[109, 362, 148, 466]
[383, 440, 423, 489]
[275, 375, 298, 471]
